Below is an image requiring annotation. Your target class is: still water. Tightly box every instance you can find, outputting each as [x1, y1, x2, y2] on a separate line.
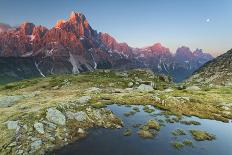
[55, 104, 232, 155]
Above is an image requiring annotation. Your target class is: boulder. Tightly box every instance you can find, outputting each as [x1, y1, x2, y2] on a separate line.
[77, 128, 85, 134]
[164, 88, 174, 93]
[66, 111, 88, 121]
[46, 108, 66, 125]
[34, 122, 45, 134]
[30, 139, 42, 152]
[137, 84, 154, 92]
[186, 86, 201, 91]
[6, 121, 19, 130]
[0, 96, 24, 108]
[77, 96, 91, 104]
[128, 82, 134, 87]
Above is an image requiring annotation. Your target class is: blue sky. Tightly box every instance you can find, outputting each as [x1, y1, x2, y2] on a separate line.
[0, 0, 231, 56]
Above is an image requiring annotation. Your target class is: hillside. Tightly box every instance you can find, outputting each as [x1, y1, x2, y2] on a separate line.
[0, 69, 231, 154]
[188, 49, 232, 85]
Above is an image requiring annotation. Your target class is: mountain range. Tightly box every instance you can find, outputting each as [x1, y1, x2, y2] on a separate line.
[0, 12, 214, 84]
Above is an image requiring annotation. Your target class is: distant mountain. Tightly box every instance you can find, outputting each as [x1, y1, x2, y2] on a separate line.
[188, 49, 232, 85]
[0, 12, 213, 83]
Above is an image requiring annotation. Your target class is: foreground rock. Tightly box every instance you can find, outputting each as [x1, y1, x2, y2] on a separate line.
[137, 84, 154, 92]
[46, 108, 66, 125]
[1, 104, 123, 155]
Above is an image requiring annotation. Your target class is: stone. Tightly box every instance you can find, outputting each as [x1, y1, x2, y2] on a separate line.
[46, 108, 66, 126]
[77, 96, 91, 104]
[66, 111, 88, 121]
[128, 82, 134, 87]
[77, 128, 85, 134]
[85, 87, 101, 93]
[164, 88, 174, 93]
[186, 86, 201, 91]
[6, 121, 19, 130]
[0, 96, 24, 108]
[92, 109, 102, 120]
[137, 84, 154, 92]
[17, 150, 24, 154]
[30, 140, 42, 151]
[45, 133, 55, 142]
[34, 122, 44, 134]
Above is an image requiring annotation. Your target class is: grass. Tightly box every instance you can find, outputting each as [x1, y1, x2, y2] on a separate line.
[171, 139, 194, 150]
[190, 130, 216, 141]
[123, 128, 132, 136]
[171, 129, 186, 136]
[180, 120, 201, 125]
[0, 69, 231, 152]
[146, 119, 160, 131]
[171, 141, 184, 150]
[143, 106, 155, 113]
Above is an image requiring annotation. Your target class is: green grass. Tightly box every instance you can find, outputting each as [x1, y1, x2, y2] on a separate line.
[190, 130, 216, 141]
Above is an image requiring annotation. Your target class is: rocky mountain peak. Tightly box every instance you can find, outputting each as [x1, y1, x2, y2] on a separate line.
[19, 22, 35, 35]
[55, 20, 66, 28]
[0, 23, 13, 33]
[54, 11, 93, 38]
[69, 11, 86, 23]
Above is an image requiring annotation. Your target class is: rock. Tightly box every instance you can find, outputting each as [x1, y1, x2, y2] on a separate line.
[128, 82, 134, 87]
[77, 128, 85, 134]
[17, 150, 23, 154]
[0, 96, 24, 108]
[45, 133, 55, 142]
[17, 149, 24, 154]
[33, 122, 44, 134]
[30, 140, 42, 152]
[6, 121, 19, 130]
[46, 108, 66, 126]
[85, 87, 101, 93]
[186, 86, 201, 91]
[66, 111, 88, 121]
[42, 120, 57, 130]
[164, 88, 174, 93]
[92, 109, 102, 120]
[137, 84, 154, 92]
[77, 96, 91, 104]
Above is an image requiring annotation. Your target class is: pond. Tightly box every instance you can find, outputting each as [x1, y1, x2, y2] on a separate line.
[54, 104, 232, 155]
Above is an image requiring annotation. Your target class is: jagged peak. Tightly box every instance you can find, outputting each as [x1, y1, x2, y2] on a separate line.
[69, 11, 86, 23]
[19, 22, 35, 35]
[55, 19, 66, 28]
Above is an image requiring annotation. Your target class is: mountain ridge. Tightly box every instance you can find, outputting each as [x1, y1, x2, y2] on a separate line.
[0, 12, 213, 83]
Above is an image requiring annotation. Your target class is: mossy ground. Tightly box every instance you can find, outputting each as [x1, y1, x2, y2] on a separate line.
[190, 130, 216, 141]
[0, 69, 231, 152]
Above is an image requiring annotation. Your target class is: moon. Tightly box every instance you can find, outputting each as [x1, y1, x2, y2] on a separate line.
[206, 18, 211, 23]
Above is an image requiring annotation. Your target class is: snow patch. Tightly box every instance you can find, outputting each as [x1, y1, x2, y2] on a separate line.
[69, 52, 80, 74]
[35, 62, 45, 77]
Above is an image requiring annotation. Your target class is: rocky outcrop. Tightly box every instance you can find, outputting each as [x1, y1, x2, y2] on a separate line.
[2, 100, 123, 155]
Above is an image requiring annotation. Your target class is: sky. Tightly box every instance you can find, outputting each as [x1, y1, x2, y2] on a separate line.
[0, 0, 232, 56]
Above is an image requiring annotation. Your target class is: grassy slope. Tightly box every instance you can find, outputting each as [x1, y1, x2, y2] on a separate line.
[0, 69, 231, 152]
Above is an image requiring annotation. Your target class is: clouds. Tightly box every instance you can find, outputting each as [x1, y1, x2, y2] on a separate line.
[0, 23, 12, 33]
